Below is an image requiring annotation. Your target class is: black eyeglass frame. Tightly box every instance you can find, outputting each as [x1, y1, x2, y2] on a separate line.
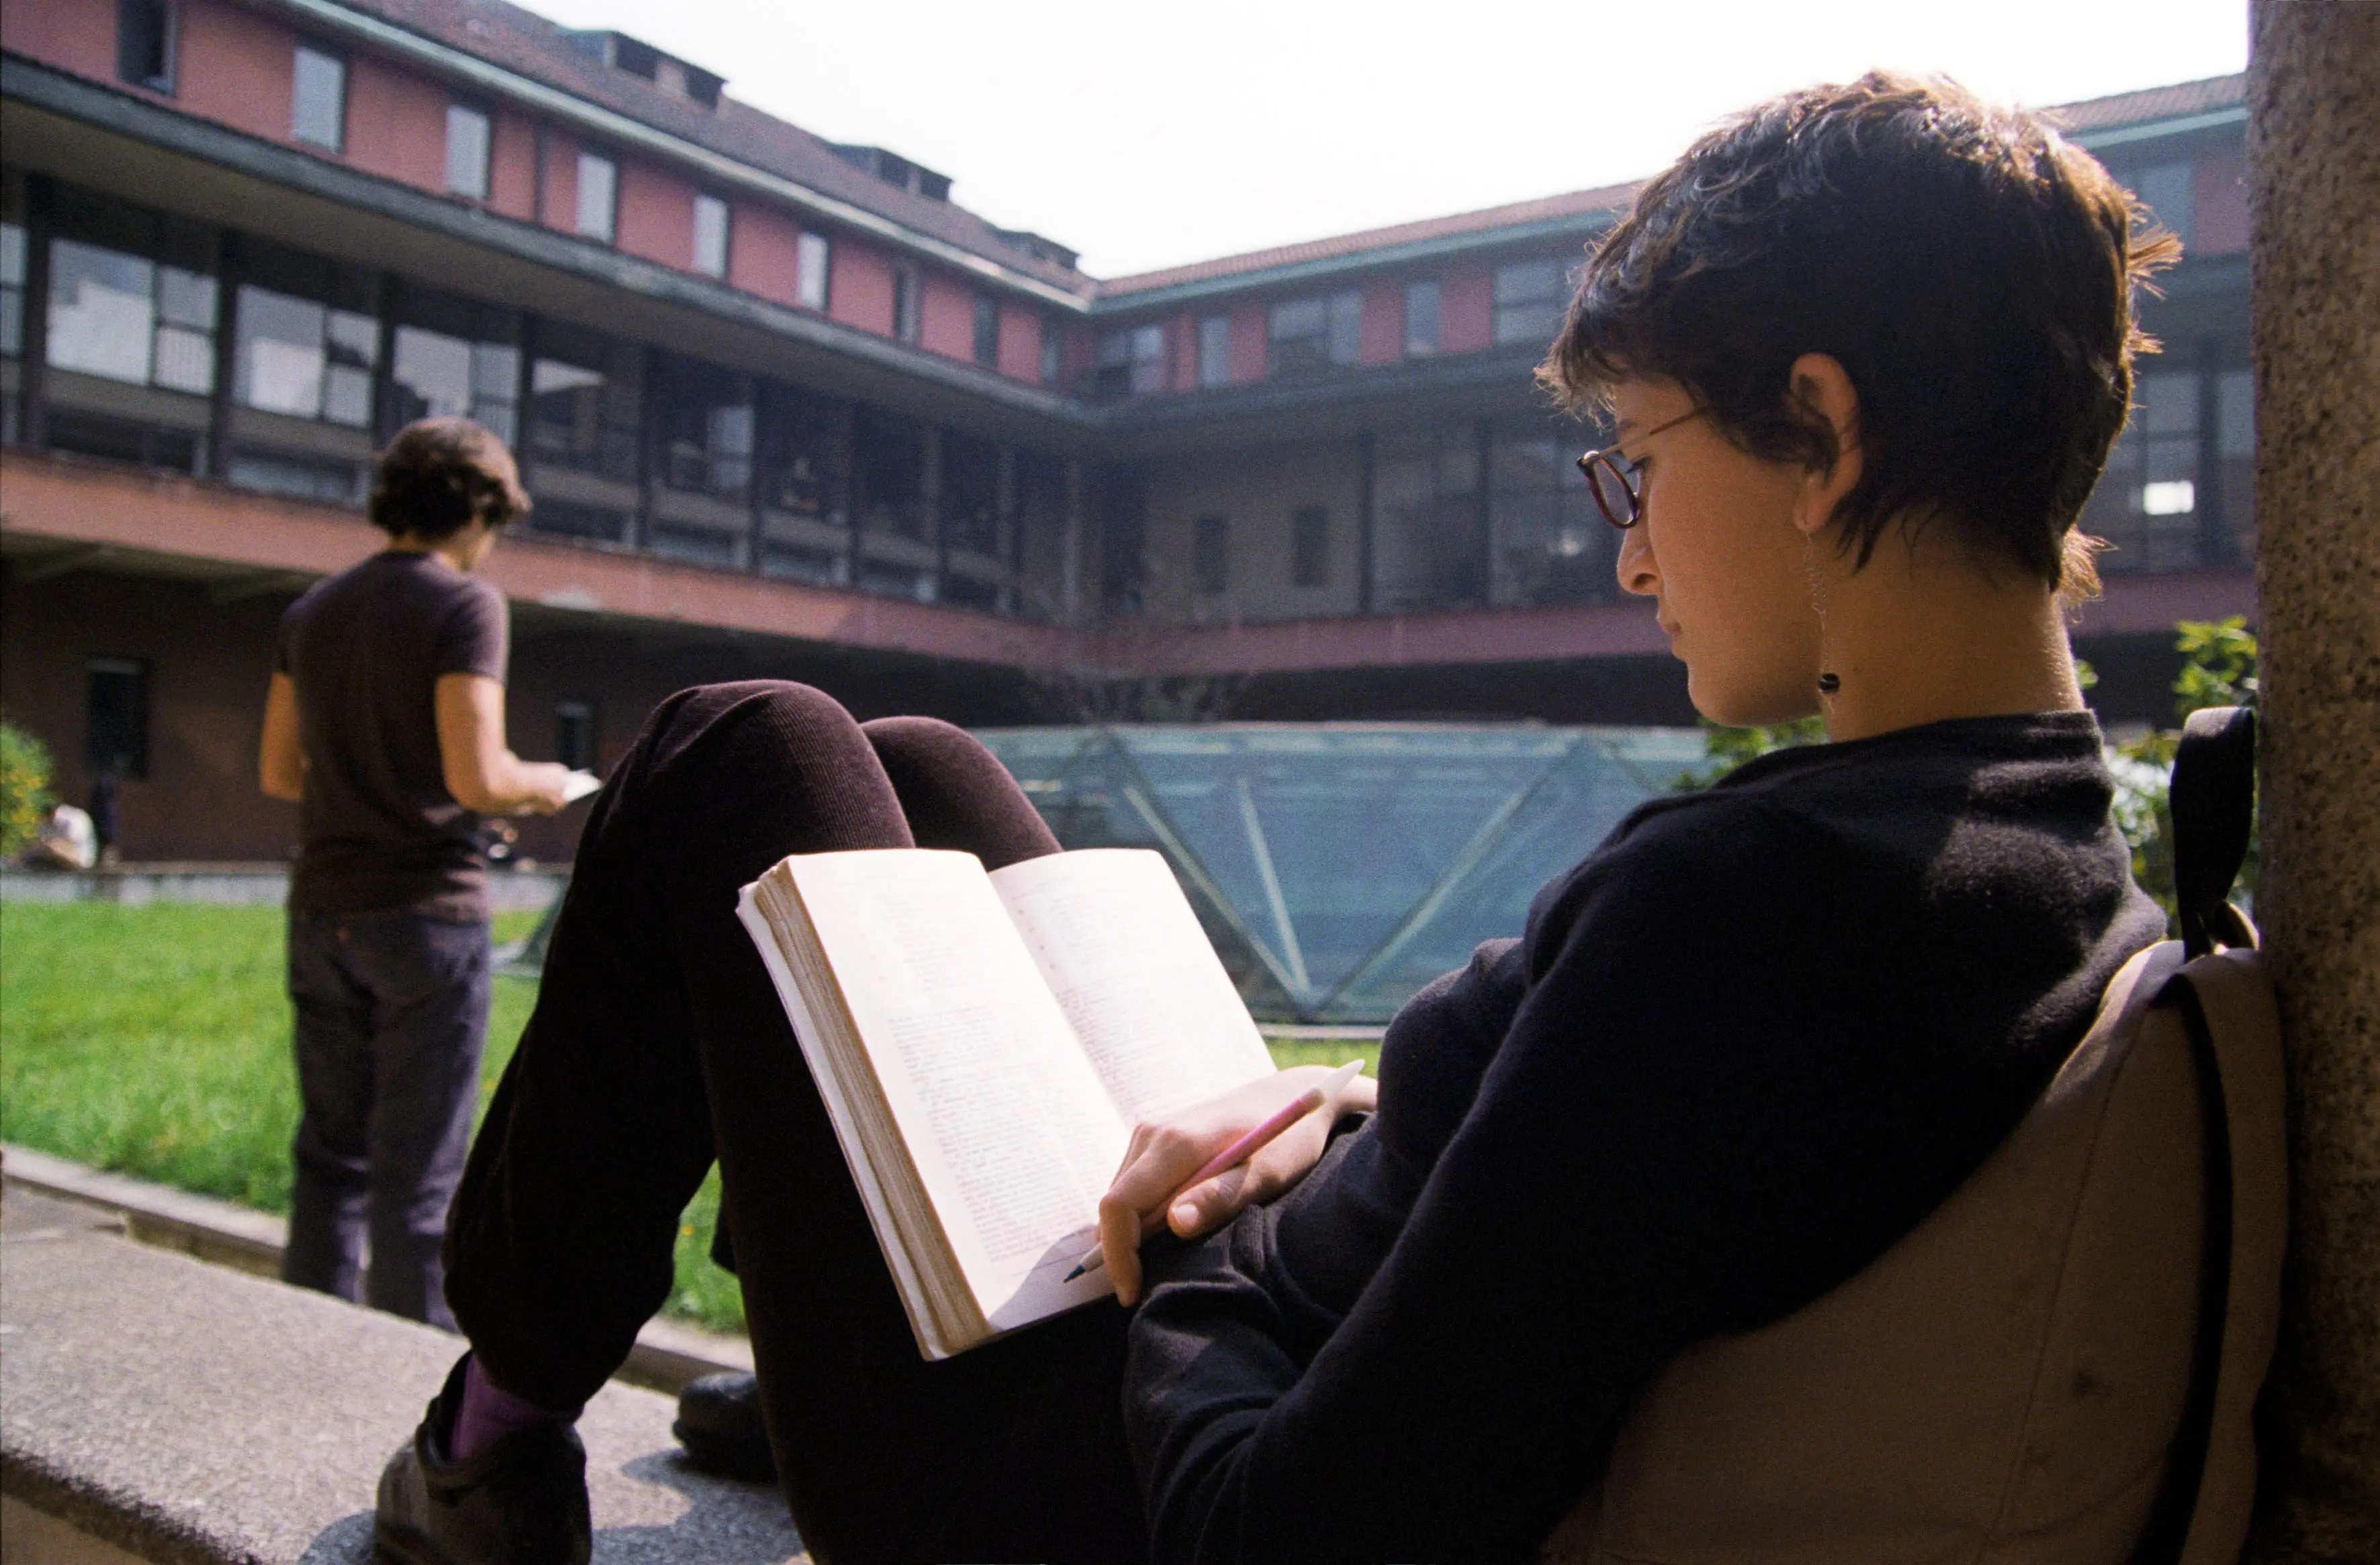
[1575, 406, 1708, 529]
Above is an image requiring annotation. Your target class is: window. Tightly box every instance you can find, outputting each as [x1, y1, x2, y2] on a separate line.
[654, 355, 754, 501]
[118, 0, 175, 93]
[1198, 315, 1232, 388]
[527, 321, 642, 484]
[1193, 514, 1229, 596]
[891, 264, 920, 343]
[47, 231, 216, 394]
[291, 46, 345, 152]
[1372, 426, 1483, 611]
[389, 288, 519, 442]
[2135, 163, 2195, 249]
[86, 659, 148, 780]
[1267, 292, 1360, 379]
[972, 295, 1000, 367]
[1093, 324, 1164, 399]
[1490, 424, 1607, 606]
[1493, 259, 1566, 347]
[2082, 367, 2204, 574]
[795, 232, 830, 310]
[693, 193, 730, 278]
[575, 152, 617, 242]
[443, 104, 492, 200]
[554, 701, 596, 770]
[1039, 321, 1063, 386]
[1, 210, 26, 362]
[232, 243, 376, 435]
[758, 384, 840, 520]
[2217, 366, 2254, 555]
[1404, 279, 1440, 357]
[941, 431, 1004, 556]
[852, 408, 926, 539]
[1291, 505, 1329, 588]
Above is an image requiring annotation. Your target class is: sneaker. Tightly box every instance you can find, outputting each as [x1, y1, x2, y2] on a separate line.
[672, 1371, 777, 1483]
[374, 1356, 592, 1565]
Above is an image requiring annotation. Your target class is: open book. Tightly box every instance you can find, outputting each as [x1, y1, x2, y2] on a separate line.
[737, 847, 1277, 1359]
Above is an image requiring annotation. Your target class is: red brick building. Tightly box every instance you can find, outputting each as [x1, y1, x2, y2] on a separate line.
[0, 0, 2256, 861]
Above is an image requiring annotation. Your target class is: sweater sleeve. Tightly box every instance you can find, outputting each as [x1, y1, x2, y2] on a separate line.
[1125, 793, 2045, 1564]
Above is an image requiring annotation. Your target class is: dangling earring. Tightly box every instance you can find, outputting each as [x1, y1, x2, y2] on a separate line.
[1803, 533, 1841, 698]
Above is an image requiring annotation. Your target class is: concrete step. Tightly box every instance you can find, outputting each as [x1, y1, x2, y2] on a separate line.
[0, 1185, 803, 1563]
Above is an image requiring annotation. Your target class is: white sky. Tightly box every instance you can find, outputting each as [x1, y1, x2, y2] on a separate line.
[529, 0, 2249, 279]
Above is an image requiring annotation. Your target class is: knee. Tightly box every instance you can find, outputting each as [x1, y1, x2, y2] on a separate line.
[861, 715, 979, 769]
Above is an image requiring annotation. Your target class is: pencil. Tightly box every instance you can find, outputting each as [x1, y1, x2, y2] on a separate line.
[1064, 1060, 1365, 1283]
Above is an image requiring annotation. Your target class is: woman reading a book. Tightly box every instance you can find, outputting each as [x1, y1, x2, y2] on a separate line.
[374, 73, 2172, 1565]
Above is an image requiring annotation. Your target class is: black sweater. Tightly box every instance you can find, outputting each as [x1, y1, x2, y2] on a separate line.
[1124, 712, 2168, 1564]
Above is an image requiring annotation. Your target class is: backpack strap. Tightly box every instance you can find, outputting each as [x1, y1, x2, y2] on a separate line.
[2126, 705, 2254, 1565]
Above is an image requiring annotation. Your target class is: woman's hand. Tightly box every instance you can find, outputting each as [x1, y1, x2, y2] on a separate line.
[1096, 1063, 1376, 1305]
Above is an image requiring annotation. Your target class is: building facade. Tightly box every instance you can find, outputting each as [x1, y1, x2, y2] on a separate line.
[0, 0, 2256, 861]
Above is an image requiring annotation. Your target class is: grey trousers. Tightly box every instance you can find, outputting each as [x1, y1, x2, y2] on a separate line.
[283, 909, 492, 1328]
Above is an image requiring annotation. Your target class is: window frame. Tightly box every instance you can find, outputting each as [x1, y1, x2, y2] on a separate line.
[891, 263, 921, 343]
[574, 150, 619, 244]
[795, 232, 831, 312]
[971, 294, 1000, 368]
[1198, 314, 1232, 388]
[116, 0, 177, 95]
[1404, 279, 1440, 358]
[290, 43, 347, 154]
[443, 102, 493, 202]
[692, 192, 732, 279]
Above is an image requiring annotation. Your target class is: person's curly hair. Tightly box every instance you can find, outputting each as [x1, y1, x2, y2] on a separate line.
[367, 416, 531, 541]
[1540, 71, 2179, 594]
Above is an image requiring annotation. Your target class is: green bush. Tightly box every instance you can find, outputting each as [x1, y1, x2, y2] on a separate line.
[0, 718, 54, 857]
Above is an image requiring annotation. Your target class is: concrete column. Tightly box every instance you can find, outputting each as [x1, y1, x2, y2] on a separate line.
[2244, 2, 2380, 1558]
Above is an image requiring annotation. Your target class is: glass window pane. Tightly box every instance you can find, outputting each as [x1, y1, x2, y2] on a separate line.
[1198, 316, 1231, 388]
[656, 355, 754, 500]
[151, 324, 213, 394]
[693, 193, 730, 277]
[1404, 279, 1439, 357]
[292, 47, 345, 151]
[795, 232, 830, 310]
[576, 153, 617, 241]
[445, 105, 491, 199]
[48, 240, 155, 383]
[393, 326, 472, 418]
[238, 285, 326, 416]
[2135, 163, 2195, 248]
[530, 326, 640, 481]
[1327, 292, 1362, 365]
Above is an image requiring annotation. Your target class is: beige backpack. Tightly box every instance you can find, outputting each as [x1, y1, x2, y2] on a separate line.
[1544, 707, 2283, 1565]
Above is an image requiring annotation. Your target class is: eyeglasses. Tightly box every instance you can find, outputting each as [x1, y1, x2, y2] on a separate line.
[1575, 406, 1708, 529]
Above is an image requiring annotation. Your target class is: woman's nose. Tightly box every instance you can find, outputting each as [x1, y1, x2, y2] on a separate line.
[1616, 524, 1659, 597]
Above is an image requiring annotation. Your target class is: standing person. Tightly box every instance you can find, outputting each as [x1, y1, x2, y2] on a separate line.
[259, 416, 573, 1329]
[88, 769, 120, 868]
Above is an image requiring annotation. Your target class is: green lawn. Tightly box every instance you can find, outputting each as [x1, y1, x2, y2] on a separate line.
[0, 901, 1377, 1337]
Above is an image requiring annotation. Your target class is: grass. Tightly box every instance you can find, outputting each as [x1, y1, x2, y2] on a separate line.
[0, 901, 1379, 1337]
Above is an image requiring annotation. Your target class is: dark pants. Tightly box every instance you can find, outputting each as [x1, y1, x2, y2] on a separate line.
[285, 909, 492, 1329]
[444, 682, 1144, 1565]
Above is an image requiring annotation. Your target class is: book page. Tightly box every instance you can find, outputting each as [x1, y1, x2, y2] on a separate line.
[782, 851, 1127, 1333]
[991, 849, 1278, 1125]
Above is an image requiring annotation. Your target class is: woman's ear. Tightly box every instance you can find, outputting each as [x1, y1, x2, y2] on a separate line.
[1788, 353, 1863, 539]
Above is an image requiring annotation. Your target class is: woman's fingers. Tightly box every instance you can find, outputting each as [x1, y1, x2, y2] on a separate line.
[1165, 1104, 1332, 1237]
[1096, 1186, 1147, 1305]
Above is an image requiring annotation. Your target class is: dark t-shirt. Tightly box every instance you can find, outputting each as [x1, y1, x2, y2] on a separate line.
[275, 551, 509, 922]
[1125, 711, 2169, 1564]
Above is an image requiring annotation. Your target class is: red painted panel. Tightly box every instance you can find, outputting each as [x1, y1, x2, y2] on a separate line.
[0, 0, 118, 85]
[830, 243, 896, 334]
[342, 54, 445, 189]
[729, 202, 801, 305]
[1438, 265, 1493, 354]
[175, 0, 296, 145]
[996, 306, 1043, 382]
[1229, 306, 1267, 384]
[2195, 152, 2250, 256]
[918, 273, 975, 361]
[540, 130, 578, 231]
[1178, 316, 1198, 386]
[1359, 283, 1402, 365]
[615, 159, 691, 269]
[486, 111, 539, 220]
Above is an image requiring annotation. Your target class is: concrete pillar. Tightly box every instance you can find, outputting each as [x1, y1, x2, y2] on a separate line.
[2244, 2, 2380, 1558]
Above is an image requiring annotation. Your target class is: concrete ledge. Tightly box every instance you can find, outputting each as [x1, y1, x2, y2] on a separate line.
[0, 867, 568, 912]
[0, 1145, 752, 1393]
[0, 1186, 801, 1563]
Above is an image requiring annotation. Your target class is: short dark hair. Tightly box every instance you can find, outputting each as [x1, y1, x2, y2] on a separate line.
[1540, 72, 2178, 592]
[367, 416, 530, 541]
